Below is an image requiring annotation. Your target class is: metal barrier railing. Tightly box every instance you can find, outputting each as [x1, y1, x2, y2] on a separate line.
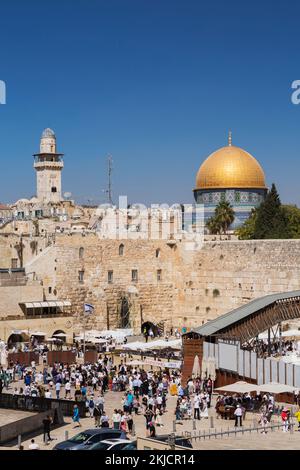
[0, 393, 86, 417]
[171, 418, 296, 441]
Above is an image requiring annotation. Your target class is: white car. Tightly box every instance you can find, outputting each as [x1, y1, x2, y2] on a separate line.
[86, 438, 137, 451]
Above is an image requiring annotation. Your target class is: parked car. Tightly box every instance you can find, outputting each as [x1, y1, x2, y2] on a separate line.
[83, 439, 136, 451]
[53, 429, 123, 450]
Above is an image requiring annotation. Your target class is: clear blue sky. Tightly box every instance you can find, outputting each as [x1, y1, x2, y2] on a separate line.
[1, 0, 300, 206]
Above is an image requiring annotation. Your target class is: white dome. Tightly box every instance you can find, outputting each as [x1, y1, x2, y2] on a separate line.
[41, 128, 56, 139]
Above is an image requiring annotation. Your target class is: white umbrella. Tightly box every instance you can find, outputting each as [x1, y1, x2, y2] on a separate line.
[207, 357, 217, 381]
[52, 333, 66, 338]
[31, 331, 46, 336]
[201, 358, 208, 380]
[90, 338, 107, 344]
[192, 355, 201, 378]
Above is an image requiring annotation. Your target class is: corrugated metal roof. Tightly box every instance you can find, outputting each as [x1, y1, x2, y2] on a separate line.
[191, 290, 300, 337]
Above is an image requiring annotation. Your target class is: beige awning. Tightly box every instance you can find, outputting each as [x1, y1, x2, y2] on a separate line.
[20, 301, 71, 309]
[256, 382, 297, 394]
[214, 381, 258, 394]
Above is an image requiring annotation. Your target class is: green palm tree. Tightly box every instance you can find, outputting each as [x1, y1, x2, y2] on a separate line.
[215, 201, 235, 234]
[206, 216, 222, 235]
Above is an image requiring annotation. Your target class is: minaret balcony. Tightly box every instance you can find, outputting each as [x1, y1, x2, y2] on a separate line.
[34, 161, 64, 169]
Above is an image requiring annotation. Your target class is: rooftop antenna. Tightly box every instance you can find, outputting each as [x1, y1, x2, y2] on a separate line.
[102, 154, 113, 205]
[228, 130, 232, 146]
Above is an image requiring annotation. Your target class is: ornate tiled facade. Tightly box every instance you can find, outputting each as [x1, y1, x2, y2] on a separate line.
[194, 188, 267, 228]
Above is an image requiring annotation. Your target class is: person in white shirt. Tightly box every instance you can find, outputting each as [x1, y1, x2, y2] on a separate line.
[64, 381, 71, 399]
[55, 381, 61, 399]
[45, 390, 52, 399]
[156, 394, 163, 411]
[28, 439, 39, 450]
[234, 405, 243, 427]
[193, 394, 200, 420]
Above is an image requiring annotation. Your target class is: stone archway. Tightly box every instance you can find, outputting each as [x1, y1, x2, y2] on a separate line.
[141, 321, 160, 337]
[7, 332, 29, 349]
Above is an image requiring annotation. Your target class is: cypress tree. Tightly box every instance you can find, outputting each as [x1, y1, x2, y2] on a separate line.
[253, 184, 291, 239]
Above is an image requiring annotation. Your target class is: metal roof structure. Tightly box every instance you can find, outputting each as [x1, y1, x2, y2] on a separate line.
[190, 290, 300, 337]
[20, 301, 71, 309]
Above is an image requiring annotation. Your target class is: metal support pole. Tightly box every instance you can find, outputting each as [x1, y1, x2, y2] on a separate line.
[18, 435, 22, 449]
[210, 416, 214, 429]
[83, 317, 86, 363]
[279, 322, 282, 356]
[65, 430, 69, 441]
[193, 419, 196, 430]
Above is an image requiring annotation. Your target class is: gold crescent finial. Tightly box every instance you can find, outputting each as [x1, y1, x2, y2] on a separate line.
[228, 130, 232, 146]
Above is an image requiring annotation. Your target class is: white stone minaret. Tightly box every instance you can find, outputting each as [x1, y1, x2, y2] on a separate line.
[33, 128, 64, 203]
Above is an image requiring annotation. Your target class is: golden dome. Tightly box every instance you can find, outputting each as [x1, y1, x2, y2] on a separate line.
[195, 143, 266, 190]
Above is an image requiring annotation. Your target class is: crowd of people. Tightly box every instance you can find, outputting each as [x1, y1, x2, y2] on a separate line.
[1, 344, 300, 447]
[248, 338, 299, 358]
[1, 354, 184, 439]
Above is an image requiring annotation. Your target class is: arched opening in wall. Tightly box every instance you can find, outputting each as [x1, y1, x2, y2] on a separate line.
[52, 330, 66, 342]
[119, 297, 130, 328]
[119, 244, 124, 256]
[155, 248, 160, 258]
[7, 332, 29, 350]
[141, 321, 160, 338]
[79, 247, 84, 259]
[51, 330, 66, 349]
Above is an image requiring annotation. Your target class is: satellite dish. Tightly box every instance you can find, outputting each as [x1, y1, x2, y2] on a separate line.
[64, 192, 72, 199]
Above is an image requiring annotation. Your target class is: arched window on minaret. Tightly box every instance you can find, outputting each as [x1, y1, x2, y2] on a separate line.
[119, 244, 124, 256]
[79, 247, 84, 259]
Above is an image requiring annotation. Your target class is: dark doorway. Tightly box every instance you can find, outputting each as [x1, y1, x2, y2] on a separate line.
[141, 321, 160, 337]
[120, 296, 130, 328]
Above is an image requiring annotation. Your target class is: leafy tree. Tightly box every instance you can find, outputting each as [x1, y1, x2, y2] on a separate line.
[236, 208, 257, 240]
[282, 204, 300, 238]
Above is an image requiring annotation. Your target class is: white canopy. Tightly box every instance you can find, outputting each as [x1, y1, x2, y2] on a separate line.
[256, 382, 297, 394]
[52, 333, 66, 338]
[11, 330, 29, 335]
[77, 329, 133, 343]
[21, 301, 71, 309]
[31, 331, 46, 337]
[90, 338, 107, 344]
[122, 338, 181, 351]
[214, 381, 258, 394]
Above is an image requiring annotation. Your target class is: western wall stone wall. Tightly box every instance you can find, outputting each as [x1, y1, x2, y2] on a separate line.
[22, 234, 300, 333]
